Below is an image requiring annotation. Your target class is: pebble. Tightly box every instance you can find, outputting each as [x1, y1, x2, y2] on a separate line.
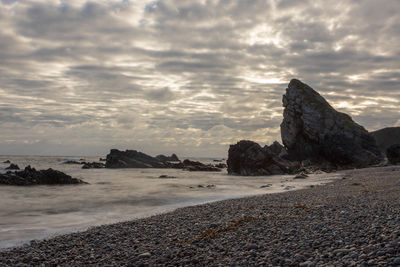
[138, 252, 151, 259]
[0, 166, 399, 266]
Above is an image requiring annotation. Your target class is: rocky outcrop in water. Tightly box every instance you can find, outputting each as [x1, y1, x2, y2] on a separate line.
[0, 166, 87, 186]
[227, 140, 299, 176]
[182, 159, 221, 172]
[105, 149, 169, 168]
[281, 79, 381, 168]
[82, 162, 105, 169]
[386, 144, 400, 164]
[5, 163, 20, 170]
[155, 154, 180, 162]
[105, 149, 222, 171]
[371, 127, 400, 154]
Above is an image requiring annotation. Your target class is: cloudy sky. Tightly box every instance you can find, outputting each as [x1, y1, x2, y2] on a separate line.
[0, 0, 399, 157]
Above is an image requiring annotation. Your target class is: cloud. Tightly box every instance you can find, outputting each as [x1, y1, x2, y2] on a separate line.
[0, 0, 399, 156]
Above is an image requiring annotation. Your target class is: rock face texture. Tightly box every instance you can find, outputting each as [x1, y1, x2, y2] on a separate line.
[371, 127, 400, 154]
[281, 79, 381, 168]
[0, 166, 87, 186]
[227, 140, 298, 176]
[386, 144, 400, 164]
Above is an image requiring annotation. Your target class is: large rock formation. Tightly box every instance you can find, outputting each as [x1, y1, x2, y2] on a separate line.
[0, 166, 87, 186]
[386, 144, 400, 164]
[227, 140, 299, 176]
[281, 79, 381, 168]
[371, 127, 400, 154]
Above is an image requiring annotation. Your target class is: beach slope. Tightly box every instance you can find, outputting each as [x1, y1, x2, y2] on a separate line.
[1, 166, 399, 266]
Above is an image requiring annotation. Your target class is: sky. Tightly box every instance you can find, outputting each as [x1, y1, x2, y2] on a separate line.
[0, 0, 399, 157]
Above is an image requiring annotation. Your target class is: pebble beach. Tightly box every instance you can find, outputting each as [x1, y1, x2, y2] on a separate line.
[1, 166, 399, 266]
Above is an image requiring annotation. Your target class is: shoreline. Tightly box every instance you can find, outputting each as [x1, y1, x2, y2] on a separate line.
[1, 166, 399, 266]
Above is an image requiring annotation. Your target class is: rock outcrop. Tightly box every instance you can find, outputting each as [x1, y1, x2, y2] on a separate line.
[105, 149, 222, 171]
[105, 149, 169, 168]
[5, 163, 20, 170]
[0, 166, 87, 186]
[182, 159, 221, 172]
[371, 127, 400, 154]
[155, 154, 180, 162]
[227, 140, 299, 176]
[82, 162, 105, 169]
[281, 79, 381, 168]
[386, 144, 400, 164]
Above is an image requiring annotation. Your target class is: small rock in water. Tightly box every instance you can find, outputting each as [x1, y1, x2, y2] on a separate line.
[206, 184, 215, 188]
[3, 160, 10, 163]
[260, 184, 272, 188]
[5, 163, 20, 170]
[159, 175, 176, 179]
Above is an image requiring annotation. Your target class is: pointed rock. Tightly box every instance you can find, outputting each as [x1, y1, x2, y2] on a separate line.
[280, 79, 381, 168]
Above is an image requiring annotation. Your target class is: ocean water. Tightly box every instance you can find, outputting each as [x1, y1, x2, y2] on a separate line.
[0, 155, 341, 249]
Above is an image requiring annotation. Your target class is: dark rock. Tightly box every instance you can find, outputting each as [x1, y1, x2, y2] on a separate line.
[213, 159, 223, 162]
[214, 163, 227, 168]
[5, 163, 20, 170]
[387, 144, 400, 164]
[62, 160, 82, 165]
[371, 127, 400, 154]
[3, 160, 10, 163]
[99, 158, 106, 161]
[159, 175, 176, 178]
[227, 140, 299, 176]
[0, 166, 87, 186]
[264, 141, 288, 158]
[182, 159, 221, 172]
[155, 154, 180, 162]
[105, 149, 168, 168]
[82, 162, 105, 169]
[281, 79, 381, 168]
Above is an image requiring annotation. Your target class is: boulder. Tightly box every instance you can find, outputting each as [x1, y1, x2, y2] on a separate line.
[155, 154, 180, 162]
[371, 127, 400, 154]
[3, 160, 10, 163]
[227, 140, 299, 176]
[280, 79, 381, 168]
[387, 144, 400, 164]
[5, 163, 20, 170]
[105, 149, 168, 168]
[0, 166, 87, 186]
[82, 162, 105, 169]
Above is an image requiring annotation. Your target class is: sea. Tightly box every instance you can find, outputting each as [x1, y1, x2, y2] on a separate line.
[0, 155, 341, 250]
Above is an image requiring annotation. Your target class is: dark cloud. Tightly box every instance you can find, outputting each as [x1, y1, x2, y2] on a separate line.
[0, 0, 399, 156]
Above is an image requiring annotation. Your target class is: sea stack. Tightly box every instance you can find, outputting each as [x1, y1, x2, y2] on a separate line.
[281, 79, 381, 168]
